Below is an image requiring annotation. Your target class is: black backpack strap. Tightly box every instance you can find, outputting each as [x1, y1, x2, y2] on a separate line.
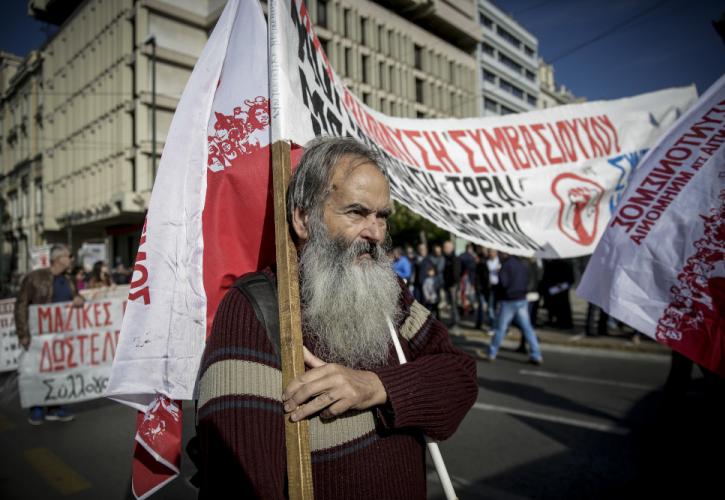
[189, 271, 280, 489]
[232, 271, 280, 357]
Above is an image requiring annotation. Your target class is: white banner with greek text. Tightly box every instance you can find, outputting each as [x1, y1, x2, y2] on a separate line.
[270, 0, 698, 257]
[18, 296, 125, 408]
[0, 299, 18, 372]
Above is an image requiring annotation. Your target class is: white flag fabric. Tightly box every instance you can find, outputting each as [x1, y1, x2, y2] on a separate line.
[578, 74, 725, 376]
[270, 0, 697, 258]
[108, 0, 272, 408]
[106, 1, 274, 497]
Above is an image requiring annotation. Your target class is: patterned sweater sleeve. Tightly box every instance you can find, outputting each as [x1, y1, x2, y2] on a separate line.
[196, 287, 286, 500]
[372, 284, 477, 441]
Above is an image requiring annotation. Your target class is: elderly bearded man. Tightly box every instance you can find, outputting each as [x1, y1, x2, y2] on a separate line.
[196, 137, 477, 499]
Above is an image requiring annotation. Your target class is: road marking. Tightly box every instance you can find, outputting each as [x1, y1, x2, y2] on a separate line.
[472, 402, 629, 435]
[22, 447, 91, 495]
[518, 369, 658, 391]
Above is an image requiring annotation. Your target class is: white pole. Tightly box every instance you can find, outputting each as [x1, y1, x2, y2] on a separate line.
[387, 319, 458, 500]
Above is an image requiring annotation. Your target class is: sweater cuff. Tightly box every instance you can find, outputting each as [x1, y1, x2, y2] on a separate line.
[371, 362, 436, 430]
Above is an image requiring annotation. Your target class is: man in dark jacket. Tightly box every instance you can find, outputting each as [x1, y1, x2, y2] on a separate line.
[15, 243, 84, 424]
[486, 253, 543, 364]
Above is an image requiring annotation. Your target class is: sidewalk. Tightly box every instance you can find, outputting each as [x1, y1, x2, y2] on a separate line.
[441, 290, 670, 356]
[449, 321, 669, 356]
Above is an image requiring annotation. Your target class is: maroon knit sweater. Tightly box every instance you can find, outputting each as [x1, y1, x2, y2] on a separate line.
[196, 270, 477, 499]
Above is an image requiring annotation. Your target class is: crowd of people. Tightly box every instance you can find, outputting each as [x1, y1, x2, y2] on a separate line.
[72, 258, 131, 292]
[389, 241, 607, 364]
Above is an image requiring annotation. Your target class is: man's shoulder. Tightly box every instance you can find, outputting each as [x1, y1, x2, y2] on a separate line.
[22, 268, 52, 285]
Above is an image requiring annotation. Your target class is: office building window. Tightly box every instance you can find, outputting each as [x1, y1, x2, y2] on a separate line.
[482, 42, 495, 56]
[379, 61, 385, 88]
[361, 54, 369, 83]
[414, 44, 423, 70]
[415, 77, 424, 103]
[527, 94, 537, 106]
[317, 0, 328, 29]
[500, 79, 524, 99]
[525, 70, 535, 82]
[484, 98, 498, 112]
[378, 25, 384, 50]
[344, 47, 352, 76]
[483, 69, 496, 83]
[499, 53, 523, 74]
[343, 9, 350, 38]
[524, 45, 534, 57]
[479, 13, 493, 28]
[416, 110, 426, 118]
[360, 17, 368, 45]
[501, 105, 516, 115]
[363, 92, 372, 106]
[497, 26, 521, 49]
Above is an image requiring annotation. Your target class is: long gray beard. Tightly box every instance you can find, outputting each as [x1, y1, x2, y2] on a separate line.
[299, 225, 401, 369]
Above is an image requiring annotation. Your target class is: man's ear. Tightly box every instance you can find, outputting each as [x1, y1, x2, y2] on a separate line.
[291, 207, 310, 243]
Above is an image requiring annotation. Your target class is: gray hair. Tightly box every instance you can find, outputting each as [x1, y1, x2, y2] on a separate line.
[286, 136, 386, 231]
[50, 244, 70, 262]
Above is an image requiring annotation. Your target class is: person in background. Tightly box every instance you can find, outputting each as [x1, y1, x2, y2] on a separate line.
[72, 266, 87, 292]
[474, 246, 490, 330]
[111, 257, 130, 285]
[15, 244, 84, 424]
[541, 259, 575, 329]
[486, 252, 543, 365]
[87, 260, 112, 289]
[458, 244, 477, 318]
[421, 266, 441, 318]
[442, 240, 461, 326]
[413, 242, 433, 302]
[392, 246, 412, 283]
[486, 249, 501, 328]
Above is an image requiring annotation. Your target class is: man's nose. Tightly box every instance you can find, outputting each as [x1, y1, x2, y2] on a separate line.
[360, 214, 385, 243]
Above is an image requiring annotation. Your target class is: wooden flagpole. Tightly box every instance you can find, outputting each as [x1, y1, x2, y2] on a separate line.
[271, 140, 314, 500]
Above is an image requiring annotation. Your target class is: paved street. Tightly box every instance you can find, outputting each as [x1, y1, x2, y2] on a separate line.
[1, 305, 722, 499]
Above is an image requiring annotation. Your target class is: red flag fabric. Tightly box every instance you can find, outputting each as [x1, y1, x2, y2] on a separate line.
[579, 74, 725, 375]
[131, 396, 183, 499]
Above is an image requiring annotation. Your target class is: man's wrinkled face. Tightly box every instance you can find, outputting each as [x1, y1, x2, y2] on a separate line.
[319, 159, 391, 261]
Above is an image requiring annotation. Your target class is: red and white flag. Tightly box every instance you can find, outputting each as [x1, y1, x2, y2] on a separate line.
[579, 74, 725, 375]
[106, 0, 273, 497]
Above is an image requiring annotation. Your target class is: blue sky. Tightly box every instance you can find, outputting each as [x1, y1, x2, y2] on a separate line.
[1, 0, 723, 102]
[494, 0, 725, 100]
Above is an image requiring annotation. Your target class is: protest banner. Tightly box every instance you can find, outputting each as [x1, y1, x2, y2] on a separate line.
[270, 0, 697, 258]
[17, 295, 126, 407]
[579, 74, 725, 376]
[30, 245, 51, 271]
[0, 298, 18, 372]
[77, 243, 107, 272]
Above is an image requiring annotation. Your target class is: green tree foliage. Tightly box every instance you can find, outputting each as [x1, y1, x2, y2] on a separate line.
[388, 201, 449, 247]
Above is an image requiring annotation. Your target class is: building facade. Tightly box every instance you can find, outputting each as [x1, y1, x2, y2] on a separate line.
[0, 0, 482, 281]
[0, 50, 44, 280]
[537, 60, 583, 109]
[476, 0, 538, 116]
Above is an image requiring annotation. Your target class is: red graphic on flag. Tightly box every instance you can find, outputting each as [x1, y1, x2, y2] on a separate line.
[551, 173, 604, 246]
[207, 96, 270, 171]
[656, 189, 725, 376]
